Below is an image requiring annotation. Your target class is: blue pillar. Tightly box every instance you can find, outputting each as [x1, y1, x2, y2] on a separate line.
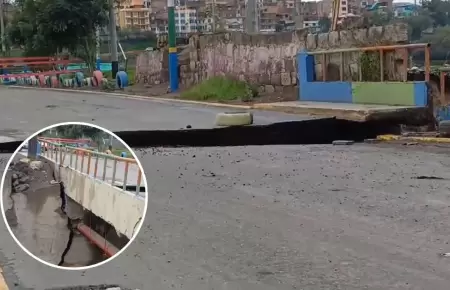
[96, 58, 101, 71]
[169, 50, 179, 92]
[36, 141, 41, 157]
[28, 136, 38, 159]
[297, 50, 316, 100]
[167, 0, 179, 92]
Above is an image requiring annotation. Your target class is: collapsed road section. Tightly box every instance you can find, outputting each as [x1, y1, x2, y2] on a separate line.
[2, 148, 141, 268]
[3, 157, 103, 266]
[0, 118, 402, 153]
[1, 122, 147, 269]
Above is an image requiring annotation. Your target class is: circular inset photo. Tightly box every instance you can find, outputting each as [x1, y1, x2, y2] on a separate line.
[0, 122, 147, 270]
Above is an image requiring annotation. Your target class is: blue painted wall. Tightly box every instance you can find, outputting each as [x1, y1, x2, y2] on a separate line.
[297, 50, 428, 107]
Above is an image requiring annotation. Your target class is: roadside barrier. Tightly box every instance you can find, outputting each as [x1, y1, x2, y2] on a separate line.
[38, 140, 143, 195]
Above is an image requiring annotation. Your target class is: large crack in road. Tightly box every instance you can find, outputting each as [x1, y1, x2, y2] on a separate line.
[0, 118, 399, 153]
[3, 158, 106, 268]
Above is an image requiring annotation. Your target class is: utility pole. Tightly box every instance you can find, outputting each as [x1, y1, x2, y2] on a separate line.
[96, 28, 101, 71]
[167, 0, 179, 92]
[294, 0, 303, 30]
[211, 0, 216, 33]
[245, 0, 258, 34]
[108, 0, 119, 78]
[0, 0, 6, 55]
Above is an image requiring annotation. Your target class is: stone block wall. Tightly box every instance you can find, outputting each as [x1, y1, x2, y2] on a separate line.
[136, 23, 409, 95]
[135, 49, 168, 85]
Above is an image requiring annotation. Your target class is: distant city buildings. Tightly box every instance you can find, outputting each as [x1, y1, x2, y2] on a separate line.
[114, 0, 415, 34]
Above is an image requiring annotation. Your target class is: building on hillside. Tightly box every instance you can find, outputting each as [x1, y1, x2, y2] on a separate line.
[198, 0, 242, 32]
[393, 2, 417, 18]
[361, 0, 393, 12]
[260, 3, 285, 32]
[150, 6, 201, 36]
[174, 6, 200, 36]
[224, 18, 244, 31]
[150, 10, 169, 34]
[117, 0, 152, 31]
[303, 18, 320, 32]
[301, 1, 324, 19]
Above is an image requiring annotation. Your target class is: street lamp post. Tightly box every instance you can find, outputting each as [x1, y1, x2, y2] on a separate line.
[167, 0, 179, 92]
[109, 0, 119, 78]
[0, 0, 6, 55]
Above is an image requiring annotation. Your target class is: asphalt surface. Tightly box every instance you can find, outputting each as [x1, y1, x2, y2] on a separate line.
[0, 87, 309, 140]
[0, 88, 450, 289]
[2, 143, 450, 289]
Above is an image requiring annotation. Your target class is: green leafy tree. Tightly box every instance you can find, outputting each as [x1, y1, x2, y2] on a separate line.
[50, 125, 102, 139]
[367, 11, 393, 26]
[7, 0, 109, 69]
[422, 0, 450, 27]
[406, 11, 433, 41]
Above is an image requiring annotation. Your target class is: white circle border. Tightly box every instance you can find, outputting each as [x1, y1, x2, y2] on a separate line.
[0, 121, 149, 271]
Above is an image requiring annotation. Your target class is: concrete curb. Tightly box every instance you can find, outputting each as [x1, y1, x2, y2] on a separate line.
[5, 86, 421, 122]
[377, 134, 450, 143]
[7, 86, 369, 119]
[6, 86, 253, 110]
[252, 103, 368, 121]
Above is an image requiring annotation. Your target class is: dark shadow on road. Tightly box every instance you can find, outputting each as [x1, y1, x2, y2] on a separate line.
[0, 118, 400, 153]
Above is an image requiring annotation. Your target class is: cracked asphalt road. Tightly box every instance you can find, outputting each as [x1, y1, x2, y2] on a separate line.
[0, 89, 449, 289]
[0, 87, 308, 140]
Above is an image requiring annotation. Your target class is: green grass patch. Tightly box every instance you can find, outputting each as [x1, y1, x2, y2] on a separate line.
[180, 76, 258, 102]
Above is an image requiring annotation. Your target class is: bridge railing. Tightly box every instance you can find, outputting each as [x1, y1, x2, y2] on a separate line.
[298, 43, 431, 106]
[38, 140, 143, 196]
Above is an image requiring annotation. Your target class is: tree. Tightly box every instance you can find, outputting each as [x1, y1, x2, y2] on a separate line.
[406, 11, 433, 41]
[367, 11, 393, 26]
[49, 125, 103, 139]
[7, 0, 109, 70]
[422, 0, 450, 27]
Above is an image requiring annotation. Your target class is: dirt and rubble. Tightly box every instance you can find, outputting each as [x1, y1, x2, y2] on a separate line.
[3, 156, 105, 267]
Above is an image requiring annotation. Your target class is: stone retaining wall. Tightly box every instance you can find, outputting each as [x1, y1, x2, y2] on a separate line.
[136, 24, 409, 97]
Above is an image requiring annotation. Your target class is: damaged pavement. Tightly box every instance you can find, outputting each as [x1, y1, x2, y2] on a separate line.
[3, 157, 105, 268]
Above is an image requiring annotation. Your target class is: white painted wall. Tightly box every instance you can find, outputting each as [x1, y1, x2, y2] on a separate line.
[58, 166, 145, 240]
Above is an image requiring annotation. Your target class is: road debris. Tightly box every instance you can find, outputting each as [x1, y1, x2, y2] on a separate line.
[413, 176, 445, 180]
[332, 140, 354, 145]
[403, 142, 418, 146]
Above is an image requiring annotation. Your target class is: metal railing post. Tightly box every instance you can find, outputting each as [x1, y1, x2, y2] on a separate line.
[102, 156, 108, 181]
[123, 161, 129, 190]
[425, 46, 431, 82]
[136, 170, 142, 195]
[379, 49, 384, 82]
[80, 151, 85, 173]
[94, 153, 99, 178]
[111, 159, 117, 186]
[69, 148, 73, 167]
[75, 150, 79, 170]
[87, 152, 91, 175]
